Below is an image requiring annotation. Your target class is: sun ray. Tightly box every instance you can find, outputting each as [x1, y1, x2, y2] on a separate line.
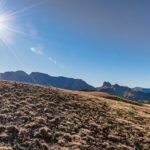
[0, 0, 48, 43]
[1, 0, 47, 20]
[0, 0, 49, 45]
[0, 0, 49, 83]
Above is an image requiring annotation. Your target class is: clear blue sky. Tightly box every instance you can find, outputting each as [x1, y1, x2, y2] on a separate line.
[0, 0, 150, 87]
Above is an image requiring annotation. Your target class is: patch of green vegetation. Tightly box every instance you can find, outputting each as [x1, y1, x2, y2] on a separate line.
[58, 93, 66, 100]
[112, 96, 143, 106]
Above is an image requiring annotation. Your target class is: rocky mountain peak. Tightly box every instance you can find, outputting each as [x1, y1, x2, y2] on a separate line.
[103, 82, 112, 87]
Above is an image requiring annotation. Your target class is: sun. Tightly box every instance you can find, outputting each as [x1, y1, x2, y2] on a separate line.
[0, 0, 46, 49]
[0, 13, 15, 46]
[0, 15, 8, 31]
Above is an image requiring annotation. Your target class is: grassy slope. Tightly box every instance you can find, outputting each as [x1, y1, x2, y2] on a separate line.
[0, 81, 149, 150]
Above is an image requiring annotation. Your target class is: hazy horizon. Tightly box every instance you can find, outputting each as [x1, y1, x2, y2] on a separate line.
[1, 0, 150, 87]
[0, 69, 149, 89]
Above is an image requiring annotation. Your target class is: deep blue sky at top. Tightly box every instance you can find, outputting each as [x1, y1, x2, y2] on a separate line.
[0, 0, 150, 87]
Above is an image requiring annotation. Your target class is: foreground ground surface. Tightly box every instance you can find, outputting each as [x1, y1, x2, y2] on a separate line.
[0, 81, 149, 150]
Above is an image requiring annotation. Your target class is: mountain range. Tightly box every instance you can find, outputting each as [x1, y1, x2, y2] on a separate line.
[0, 71, 150, 103]
[97, 82, 150, 103]
[0, 71, 95, 91]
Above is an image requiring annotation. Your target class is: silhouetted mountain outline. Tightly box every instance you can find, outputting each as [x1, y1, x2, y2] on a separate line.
[0, 71, 95, 91]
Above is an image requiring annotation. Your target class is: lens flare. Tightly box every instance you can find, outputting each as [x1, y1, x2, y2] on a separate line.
[0, 0, 47, 50]
[0, 15, 6, 31]
[0, 0, 48, 83]
[0, 13, 12, 44]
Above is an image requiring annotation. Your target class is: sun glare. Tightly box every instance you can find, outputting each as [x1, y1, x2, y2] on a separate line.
[0, 13, 14, 47]
[0, 0, 45, 47]
[0, 15, 8, 31]
[0, 0, 47, 64]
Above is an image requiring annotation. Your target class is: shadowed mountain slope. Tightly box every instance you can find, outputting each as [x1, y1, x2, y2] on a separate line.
[97, 82, 150, 103]
[0, 71, 95, 91]
[0, 81, 149, 150]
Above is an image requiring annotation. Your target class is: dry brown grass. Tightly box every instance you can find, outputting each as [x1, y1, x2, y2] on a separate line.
[0, 147, 13, 150]
[0, 81, 149, 150]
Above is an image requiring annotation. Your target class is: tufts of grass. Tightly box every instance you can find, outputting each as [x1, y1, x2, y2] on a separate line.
[0, 133, 9, 142]
[0, 81, 149, 149]
[0, 147, 13, 150]
[6, 125, 19, 138]
[0, 125, 6, 133]
[34, 117, 47, 125]
[19, 128, 28, 139]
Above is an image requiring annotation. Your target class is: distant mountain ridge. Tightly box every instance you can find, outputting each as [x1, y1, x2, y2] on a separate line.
[97, 82, 150, 103]
[132, 87, 150, 93]
[1, 71, 150, 103]
[0, 71, 95, 91]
